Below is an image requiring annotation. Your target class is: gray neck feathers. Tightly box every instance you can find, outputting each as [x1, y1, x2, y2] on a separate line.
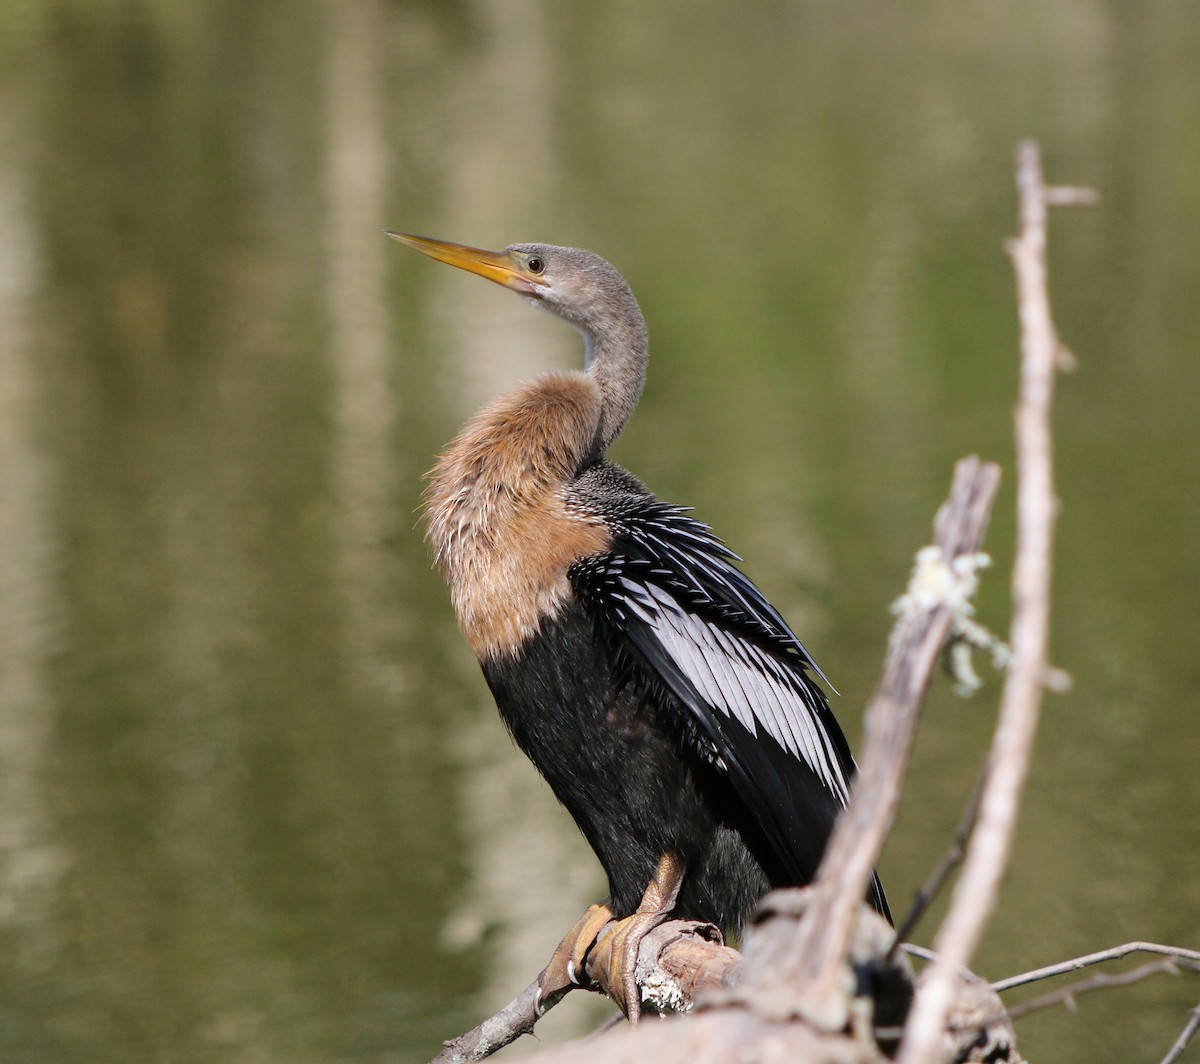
[580, 288, 648, 455]
[517, 243, 650, 457]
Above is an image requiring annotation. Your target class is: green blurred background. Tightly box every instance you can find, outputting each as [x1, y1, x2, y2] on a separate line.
[0, 1, 1196, 1061]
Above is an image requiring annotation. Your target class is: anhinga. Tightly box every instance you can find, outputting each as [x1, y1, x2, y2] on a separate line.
[390, 232, 889, 1021]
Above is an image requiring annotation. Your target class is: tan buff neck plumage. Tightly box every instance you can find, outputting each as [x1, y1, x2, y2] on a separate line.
[424, 372, 611, 660]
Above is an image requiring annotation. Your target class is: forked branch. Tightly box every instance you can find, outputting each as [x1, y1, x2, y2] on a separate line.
[993, 941, 1200, 993]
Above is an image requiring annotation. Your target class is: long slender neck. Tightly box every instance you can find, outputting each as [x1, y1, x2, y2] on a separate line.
[580, 296, 648, 454]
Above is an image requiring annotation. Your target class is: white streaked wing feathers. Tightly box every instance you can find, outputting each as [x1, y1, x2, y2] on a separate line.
[618, 575, 851, 803]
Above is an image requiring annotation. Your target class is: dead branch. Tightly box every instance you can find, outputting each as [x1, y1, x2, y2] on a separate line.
[524, 889, 919, 1064]
[993, 959, 1200, 1025]
[432, 980, 543, 1064]
[992, 941, 1200, 994]
[897, 139, 1093, 1064]
[741, 456, 1000, 1032]
[526, 890, 1027, 1064]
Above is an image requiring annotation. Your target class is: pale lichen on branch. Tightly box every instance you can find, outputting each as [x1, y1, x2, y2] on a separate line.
[891, 545, 1007, 695]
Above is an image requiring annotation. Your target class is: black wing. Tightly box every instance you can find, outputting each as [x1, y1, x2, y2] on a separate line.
[569, 463, 888, 917]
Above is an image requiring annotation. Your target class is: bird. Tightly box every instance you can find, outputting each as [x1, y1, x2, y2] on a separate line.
[389, 231, 889, 1021]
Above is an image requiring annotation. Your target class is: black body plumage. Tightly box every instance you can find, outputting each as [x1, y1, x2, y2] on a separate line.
[484, 460, 889, 929]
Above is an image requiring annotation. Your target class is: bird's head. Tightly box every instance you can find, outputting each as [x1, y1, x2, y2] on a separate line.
[386, 233, 639, 342]
[390, 231, 648, 451]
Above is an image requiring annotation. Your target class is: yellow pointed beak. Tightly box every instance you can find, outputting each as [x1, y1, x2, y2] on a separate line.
[386, 232, 543, 296]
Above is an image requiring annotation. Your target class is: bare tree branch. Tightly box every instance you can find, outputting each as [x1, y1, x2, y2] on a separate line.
[898, 139, 1092, 1064]
[432, 979, 544, 1064]
[530, 889, 916, 1064]
[992, 942, 1200, 994]
[998, 959, 1200, 1024]
[1161, 1000, 1200, 1064]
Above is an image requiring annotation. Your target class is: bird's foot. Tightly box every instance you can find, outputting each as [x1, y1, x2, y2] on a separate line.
[587, 908, 664, 1022]
[588, 854, 684, 1023]
[536, 899, 615, 1012]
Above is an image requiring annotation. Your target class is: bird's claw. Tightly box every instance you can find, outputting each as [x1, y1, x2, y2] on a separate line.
[536, 900, 615, 1012]
[537, 856, 684, 1022]
[587, 908, 668, 1023]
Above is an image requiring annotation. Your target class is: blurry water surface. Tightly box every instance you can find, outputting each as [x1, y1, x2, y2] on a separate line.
[0, 2, 1197, 1061]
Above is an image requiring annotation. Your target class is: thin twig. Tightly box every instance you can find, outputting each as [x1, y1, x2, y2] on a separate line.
[898, 139, 1093, 1063]
[1161, 999, 1200, 1064]
[993, 941, 1200, 993]
[888, 768, 986, 959]
[999, 959, 1200, 1024]
[901, 943, 940, 965]
[431, 979, 544, 1064]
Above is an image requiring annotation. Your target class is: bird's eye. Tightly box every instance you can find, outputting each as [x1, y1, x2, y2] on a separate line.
[526, 256, 545, 274]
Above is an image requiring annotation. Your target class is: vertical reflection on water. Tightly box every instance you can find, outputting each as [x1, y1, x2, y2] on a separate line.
[325, 0, 405, 692]
[0, 110, 66, 986]
[426, 0, 565, 408]
[424, 1, 610, 1042]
